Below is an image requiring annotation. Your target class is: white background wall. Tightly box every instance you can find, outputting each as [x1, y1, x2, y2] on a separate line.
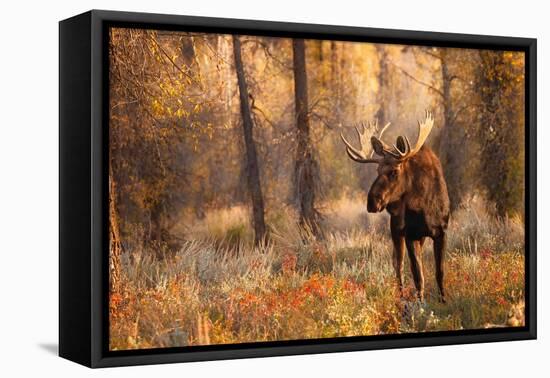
[0, 0, 546, 376]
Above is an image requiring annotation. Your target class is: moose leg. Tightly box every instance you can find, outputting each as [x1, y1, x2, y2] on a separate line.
[433, 233, 446, 303]
[390, 217, 405, 297]
[391, 232, 405, 297]
[406, 238, 425, 301]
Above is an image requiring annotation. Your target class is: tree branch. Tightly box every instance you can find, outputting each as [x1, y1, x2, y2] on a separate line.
[241, 39, 293, 70]
[451, 103, 481, 125]
[148, 35, 201, 87]
[310, 112, 335, 130]
[419, 47, 442, 61]
[391, 62, 444, 98]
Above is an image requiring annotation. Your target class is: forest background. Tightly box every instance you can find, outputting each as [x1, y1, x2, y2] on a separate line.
[107, 28, 526, 350]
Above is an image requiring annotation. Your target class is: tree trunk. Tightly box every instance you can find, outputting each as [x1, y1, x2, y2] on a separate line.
[149, 201, 164, 250]
[232, 35, 267, 245]
[438, 49, 464, 211]
[330, 41, 343, 122]
[109, 161, 122, 294]
[292, 39, 320, 234]
[375, 45, 389, 124]
[180, 36, 196, 67]
[477, 50, 524, 216]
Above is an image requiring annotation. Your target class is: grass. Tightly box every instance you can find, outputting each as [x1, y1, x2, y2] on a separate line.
[109, 194, 525, 350]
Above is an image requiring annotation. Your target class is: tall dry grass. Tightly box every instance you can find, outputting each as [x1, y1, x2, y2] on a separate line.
[110, 194, 525, 350]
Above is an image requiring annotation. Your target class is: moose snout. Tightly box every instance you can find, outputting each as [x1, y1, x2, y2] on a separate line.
[367, 196, 383, 213]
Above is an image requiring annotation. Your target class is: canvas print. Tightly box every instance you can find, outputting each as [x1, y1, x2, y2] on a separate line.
[108, 27, 526, 351]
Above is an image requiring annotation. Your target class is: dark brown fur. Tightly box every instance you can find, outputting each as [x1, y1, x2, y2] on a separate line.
[368, 146, 450, 302]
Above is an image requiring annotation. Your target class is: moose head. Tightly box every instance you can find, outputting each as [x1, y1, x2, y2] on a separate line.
[341, 111, 435, 213]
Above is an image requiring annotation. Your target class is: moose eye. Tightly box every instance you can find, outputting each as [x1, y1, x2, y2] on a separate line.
[388, 170, 398, 180]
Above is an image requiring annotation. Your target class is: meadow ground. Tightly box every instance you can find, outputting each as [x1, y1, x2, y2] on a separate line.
[109, 195, 525, 350]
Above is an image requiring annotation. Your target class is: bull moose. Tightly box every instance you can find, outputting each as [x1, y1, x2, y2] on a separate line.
[341, 111, 450, 302]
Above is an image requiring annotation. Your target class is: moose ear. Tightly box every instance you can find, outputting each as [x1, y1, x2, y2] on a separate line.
[395, 136, 406, 154]
[371, 136, 385, 156]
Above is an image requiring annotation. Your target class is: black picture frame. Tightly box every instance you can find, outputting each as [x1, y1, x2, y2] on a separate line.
[59, 9, 537, 368]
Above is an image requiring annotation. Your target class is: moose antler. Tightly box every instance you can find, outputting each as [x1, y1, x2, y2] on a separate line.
[388, 110, 435, 160]
[341, 111, 434, 163]
[340, 120, 391, 164]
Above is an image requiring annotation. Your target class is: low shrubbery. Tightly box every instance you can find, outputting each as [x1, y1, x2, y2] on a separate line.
[110, 195, 525, 350]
